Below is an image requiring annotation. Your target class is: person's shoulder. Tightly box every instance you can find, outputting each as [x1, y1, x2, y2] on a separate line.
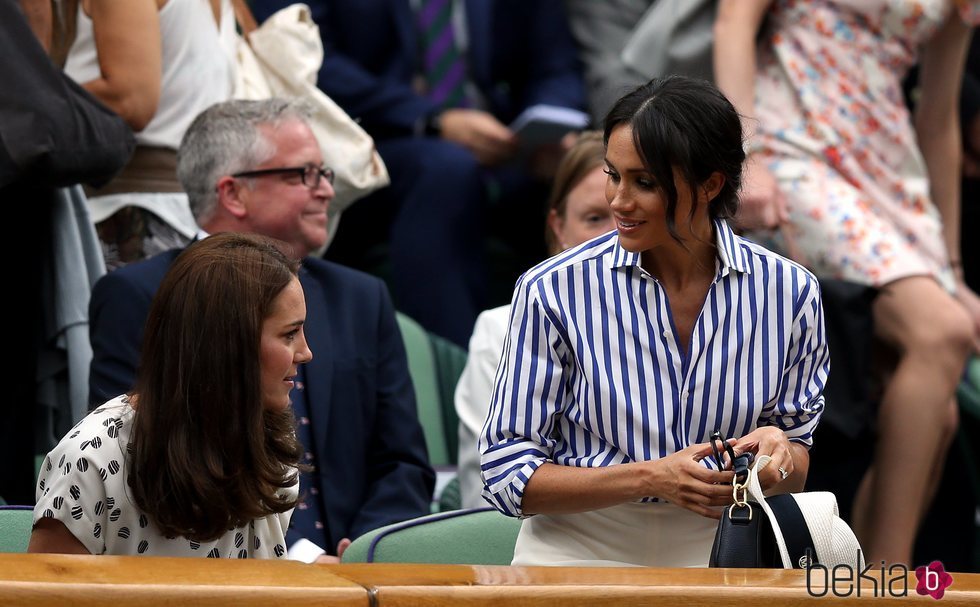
[472, 305, 511, 342]
[301, 256, 386, 293]
[50, 396, 131, 459]
[83, 395, 133, 430]
[93, 249, 182, 297]
[518, 231, 619, 290]
[475, 305, 511, 328]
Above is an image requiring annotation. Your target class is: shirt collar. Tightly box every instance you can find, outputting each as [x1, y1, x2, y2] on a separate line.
[609, 218, 752, 276]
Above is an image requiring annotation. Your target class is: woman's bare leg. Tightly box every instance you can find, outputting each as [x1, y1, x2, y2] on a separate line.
[854, 277, 971, 564]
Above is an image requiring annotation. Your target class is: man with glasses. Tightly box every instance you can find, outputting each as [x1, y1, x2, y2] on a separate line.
[88, 98, 434, 562]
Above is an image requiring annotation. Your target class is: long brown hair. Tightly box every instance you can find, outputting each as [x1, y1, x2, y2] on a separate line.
[128, 233, 304, 541]
[544, 131, 606, 255]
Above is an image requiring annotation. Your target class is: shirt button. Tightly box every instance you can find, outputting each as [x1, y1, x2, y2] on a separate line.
[663, 329, 671, 338]
[682, 390, 689, 400]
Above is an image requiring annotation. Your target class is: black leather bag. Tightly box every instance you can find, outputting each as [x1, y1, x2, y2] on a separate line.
[709, 500, 782, 567]
[708, 452, 783, 568]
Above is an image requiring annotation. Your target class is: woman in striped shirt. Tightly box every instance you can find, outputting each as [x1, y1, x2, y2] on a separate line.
[479, 76, 829, 567]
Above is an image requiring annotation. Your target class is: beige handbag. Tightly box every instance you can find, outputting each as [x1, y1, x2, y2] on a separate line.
[231, 0, 389, 247]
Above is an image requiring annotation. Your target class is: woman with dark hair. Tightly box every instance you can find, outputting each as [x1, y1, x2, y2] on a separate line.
[28, 232, 311, 557]
[479, 76, 828, 567]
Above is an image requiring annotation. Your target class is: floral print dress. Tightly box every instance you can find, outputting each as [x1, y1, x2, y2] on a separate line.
[752, 0, 980, 291]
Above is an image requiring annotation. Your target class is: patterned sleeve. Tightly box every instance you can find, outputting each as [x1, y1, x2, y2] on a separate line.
[33, 419, 112, 555]
[478, 275, 568, 517]
[760, 270, 829, 447]
[954, 0, 980, 25]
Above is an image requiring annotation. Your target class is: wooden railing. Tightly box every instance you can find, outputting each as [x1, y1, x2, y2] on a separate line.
[1, 554, 978, 606]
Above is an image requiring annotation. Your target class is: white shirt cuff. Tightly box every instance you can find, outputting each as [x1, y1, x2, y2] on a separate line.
[286, 538, 327, 563]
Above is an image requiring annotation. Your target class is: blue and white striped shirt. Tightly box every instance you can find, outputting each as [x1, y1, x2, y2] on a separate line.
[479, 220, 828, 517]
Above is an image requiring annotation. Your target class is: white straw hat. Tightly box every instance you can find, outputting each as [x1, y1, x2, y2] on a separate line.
[748, 455, 863, 569]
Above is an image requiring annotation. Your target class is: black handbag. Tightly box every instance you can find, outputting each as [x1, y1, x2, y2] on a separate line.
[706, 432, 860, 569]
[708, 452, 784, 567]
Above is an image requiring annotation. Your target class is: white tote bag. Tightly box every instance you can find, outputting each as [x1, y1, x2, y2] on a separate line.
[231, 1, 389, 247]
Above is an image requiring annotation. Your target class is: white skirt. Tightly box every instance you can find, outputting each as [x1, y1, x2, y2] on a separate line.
[512, 501, 718, 567]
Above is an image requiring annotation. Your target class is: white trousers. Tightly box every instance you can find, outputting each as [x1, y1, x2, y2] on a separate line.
[512, 501, 717, 567]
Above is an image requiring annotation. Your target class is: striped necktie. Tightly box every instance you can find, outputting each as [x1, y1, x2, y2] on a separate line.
[288, 364, 331, 551]
[416, 0, 469, 108]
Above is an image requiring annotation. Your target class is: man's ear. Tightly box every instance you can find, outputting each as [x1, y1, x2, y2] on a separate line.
[216, 175, 248, 219]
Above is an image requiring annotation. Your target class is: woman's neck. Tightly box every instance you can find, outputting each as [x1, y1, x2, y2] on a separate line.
[640, 224, 717, 290]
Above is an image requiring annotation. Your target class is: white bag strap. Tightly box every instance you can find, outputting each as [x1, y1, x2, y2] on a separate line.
[748, 455, 816, 568]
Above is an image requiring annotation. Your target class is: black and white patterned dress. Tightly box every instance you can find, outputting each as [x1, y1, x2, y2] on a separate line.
[33, 395, 295, 558]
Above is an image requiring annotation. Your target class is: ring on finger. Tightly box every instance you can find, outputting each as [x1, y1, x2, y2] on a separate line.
[777, 466, 789, 480]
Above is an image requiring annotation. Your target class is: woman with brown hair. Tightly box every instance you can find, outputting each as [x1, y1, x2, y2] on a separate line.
[28, 232, 311, 557]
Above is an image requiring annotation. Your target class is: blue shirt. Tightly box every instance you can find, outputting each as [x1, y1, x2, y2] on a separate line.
[479, 220, 828, 517]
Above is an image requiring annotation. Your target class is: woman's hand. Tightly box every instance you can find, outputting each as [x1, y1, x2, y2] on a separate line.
[734, 156, 788, 231]
[644, 441, 737, 519]
[731, 426, 795, 491]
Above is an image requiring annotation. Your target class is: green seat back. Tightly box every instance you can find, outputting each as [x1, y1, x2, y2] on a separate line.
[396, 312, 449, 466]
[342, 508, 520, 565]
[428, 332, 467, 464]
[437, 475, 461, 512]
[0, 507, 33, 553]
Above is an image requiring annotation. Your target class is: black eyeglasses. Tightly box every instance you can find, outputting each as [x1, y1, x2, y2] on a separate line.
[709, 429, 737, 471]
[709, 429, 754, 474]
[232, 163, 335, 189]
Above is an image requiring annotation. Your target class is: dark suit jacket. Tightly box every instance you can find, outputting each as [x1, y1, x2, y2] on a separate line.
[251, 0, 587, 138]
[89, 249, 435, 551]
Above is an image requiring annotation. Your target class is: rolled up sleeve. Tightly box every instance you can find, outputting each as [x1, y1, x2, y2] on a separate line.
[763, 274, 829, 447]
[479, 277, 568, 517]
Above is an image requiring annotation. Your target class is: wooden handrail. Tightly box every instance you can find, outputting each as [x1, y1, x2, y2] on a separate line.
[0, 553, 366, 606]
[2, 554, 979, 606]
[332, 563, 980, 606]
